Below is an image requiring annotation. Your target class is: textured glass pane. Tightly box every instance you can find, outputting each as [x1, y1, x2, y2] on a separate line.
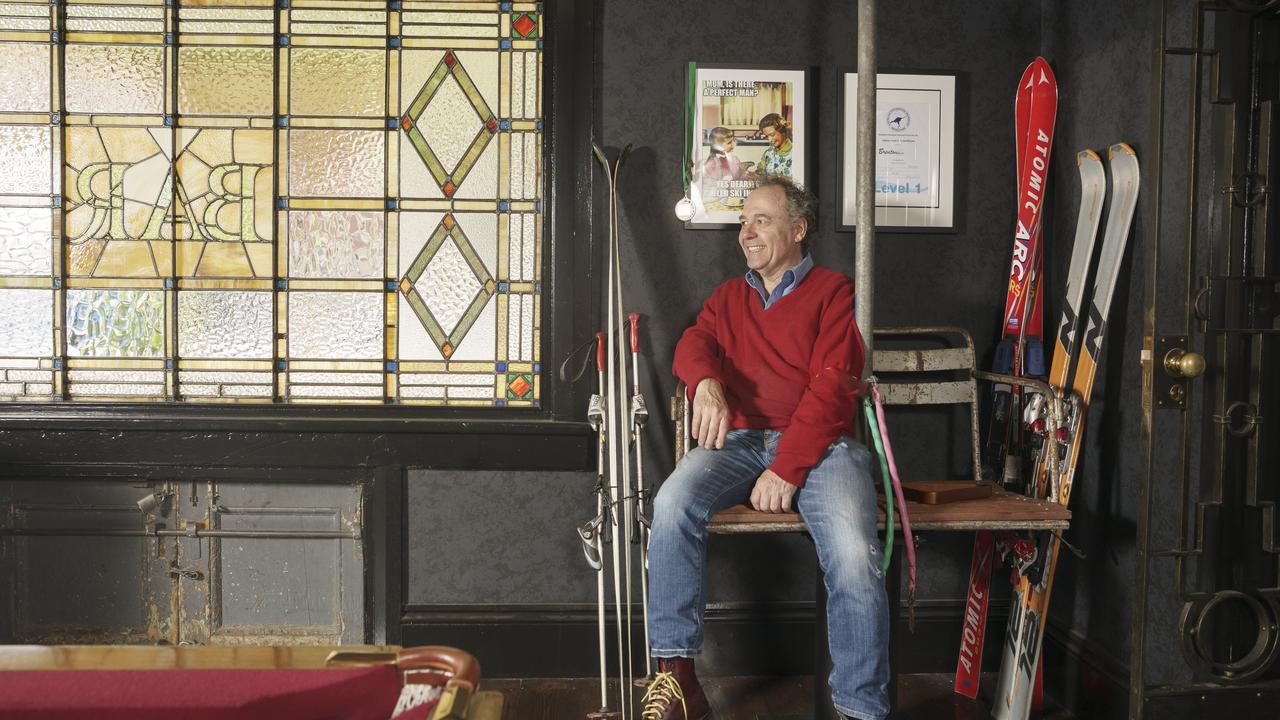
[70, 383, 165, 396]
[177, 291, 272, 359]
[0, 3, 50, 17]
[522, 214, 536, 281]
[225, 385, 270, 397]
[509, 130, 524, 199]
[0, 207, 52, 275]
[180, 8, 273, 21]
[288, 211, 383, 279]
[66, 5, 164, 20]
[178, 47, 273, 116]
[290, 49, 386, 117]
[401, 386, 444, 399]
[525, 53, 538, 118]
[523, 133, 537, 197]
[65, 45, 165, 115]
[0, 43, 50, 112]
[67, 369, 165, 382]
[0, 126, 51, 195]
[418, 236, 480, 335]
[291, 22, 384, 36]
[287, 291, 383, 359]
[66, 289, 164, 357]
[66, 18, 164, 32]
[288, 130, 384, 197]
[419, 76, 481, 173]
[6, 369, 53, 382]
[288, 372, 381, 384]
[450, 385, 490, 399]
[291, 9, 384, 22]
[0, 289, 53, 356]
[178, 371, 271, 384]
[521, 294, 533, 360]
[179, 20, 272, 33]
[401, 24, 497, 38]
[400, 372, 489, 386]
[289, 384, 382, 398]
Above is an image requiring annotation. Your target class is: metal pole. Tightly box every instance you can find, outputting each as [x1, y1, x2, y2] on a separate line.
[856, 0, 877, 376]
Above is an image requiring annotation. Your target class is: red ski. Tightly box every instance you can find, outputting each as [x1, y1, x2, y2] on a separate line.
[955, 56, 1057, 699]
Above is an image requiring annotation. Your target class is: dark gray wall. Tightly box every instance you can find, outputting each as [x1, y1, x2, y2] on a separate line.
[1038, 0, 1155, 706]
[601, 0, 1041, 604]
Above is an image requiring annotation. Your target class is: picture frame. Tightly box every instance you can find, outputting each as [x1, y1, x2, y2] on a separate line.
[684, 63, 811, 229]
[837, 70, 958, 233]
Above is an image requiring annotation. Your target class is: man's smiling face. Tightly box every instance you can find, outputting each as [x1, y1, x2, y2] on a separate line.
[738, 184, 804, 286]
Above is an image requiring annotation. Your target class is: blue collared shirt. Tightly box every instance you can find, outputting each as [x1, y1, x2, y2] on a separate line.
[745, 253, 814, 309]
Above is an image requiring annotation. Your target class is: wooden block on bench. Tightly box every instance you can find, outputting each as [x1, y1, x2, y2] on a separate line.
[900, 481, 994, 505]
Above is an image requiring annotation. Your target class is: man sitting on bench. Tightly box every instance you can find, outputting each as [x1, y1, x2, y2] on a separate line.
[641, 178, 890, 720]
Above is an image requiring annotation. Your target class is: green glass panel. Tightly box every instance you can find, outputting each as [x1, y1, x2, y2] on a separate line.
[66, 289, 165, 357]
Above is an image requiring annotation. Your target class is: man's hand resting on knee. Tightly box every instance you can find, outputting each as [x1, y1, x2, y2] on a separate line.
[750, 470, 797, 513]
[691, 377, 730, 449]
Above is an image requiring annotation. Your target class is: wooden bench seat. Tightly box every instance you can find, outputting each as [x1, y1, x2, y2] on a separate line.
[709, 486, 1070, 534]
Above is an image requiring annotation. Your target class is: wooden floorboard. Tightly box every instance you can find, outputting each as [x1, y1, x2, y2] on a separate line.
[482, 674, 1074, 719]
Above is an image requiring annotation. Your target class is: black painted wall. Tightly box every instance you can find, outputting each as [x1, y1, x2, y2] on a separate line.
[1039, 0, 1156, 712]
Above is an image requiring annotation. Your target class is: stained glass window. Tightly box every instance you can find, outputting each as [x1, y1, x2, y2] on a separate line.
[0, 0, 543, 406]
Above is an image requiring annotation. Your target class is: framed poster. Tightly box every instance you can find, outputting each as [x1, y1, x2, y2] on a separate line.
[838, 71, 957, 233]
[685, 63, 810, 229]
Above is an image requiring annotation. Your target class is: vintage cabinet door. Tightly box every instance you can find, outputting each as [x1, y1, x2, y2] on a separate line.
[0, 479, 176, 643]
[172, 479, 367, 646]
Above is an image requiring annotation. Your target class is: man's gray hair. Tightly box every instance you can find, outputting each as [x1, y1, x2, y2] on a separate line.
[755, 176, 818, 251]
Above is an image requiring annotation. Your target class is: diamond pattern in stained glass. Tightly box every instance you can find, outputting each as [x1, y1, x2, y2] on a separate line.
[400, 215, 494, 359]
[402, 52, 496, 197]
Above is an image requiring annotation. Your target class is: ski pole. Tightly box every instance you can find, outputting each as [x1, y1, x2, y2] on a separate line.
[628, 312, 652, 680]
[592, 332, 610, 715]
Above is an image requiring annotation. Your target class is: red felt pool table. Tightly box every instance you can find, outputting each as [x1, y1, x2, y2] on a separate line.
[0, 644, 503, 720]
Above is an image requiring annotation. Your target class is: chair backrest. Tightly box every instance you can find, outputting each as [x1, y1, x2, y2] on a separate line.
[869, 326, 982, 481]
[672, 326, 982, 481]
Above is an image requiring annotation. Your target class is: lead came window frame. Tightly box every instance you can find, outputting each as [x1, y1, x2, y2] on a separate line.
[0, 0, 546, 409]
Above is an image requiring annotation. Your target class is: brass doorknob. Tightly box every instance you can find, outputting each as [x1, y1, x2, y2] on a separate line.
[1163, 348, 1206, 378]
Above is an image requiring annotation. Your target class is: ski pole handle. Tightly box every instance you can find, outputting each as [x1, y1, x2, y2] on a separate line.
[628, 312, 640, 353]
[595, 332, 607, 372]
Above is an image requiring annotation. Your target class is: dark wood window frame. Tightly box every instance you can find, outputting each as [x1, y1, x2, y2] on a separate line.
[0, 0, 600, 460]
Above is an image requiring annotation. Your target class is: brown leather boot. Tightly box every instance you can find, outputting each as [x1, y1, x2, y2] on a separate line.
[640, 657, 710, 720]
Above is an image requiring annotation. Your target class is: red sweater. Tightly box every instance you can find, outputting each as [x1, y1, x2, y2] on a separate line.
[673, 266, 866, 487]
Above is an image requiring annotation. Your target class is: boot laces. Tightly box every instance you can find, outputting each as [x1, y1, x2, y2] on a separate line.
[640, 671, 687, 719]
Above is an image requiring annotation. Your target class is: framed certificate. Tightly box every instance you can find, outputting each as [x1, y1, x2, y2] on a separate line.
[685, 63, 811, 229]
[838, 71, 958, 233]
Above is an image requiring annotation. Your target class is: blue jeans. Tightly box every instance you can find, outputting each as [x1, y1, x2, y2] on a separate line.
[647, 428, 891, 720]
